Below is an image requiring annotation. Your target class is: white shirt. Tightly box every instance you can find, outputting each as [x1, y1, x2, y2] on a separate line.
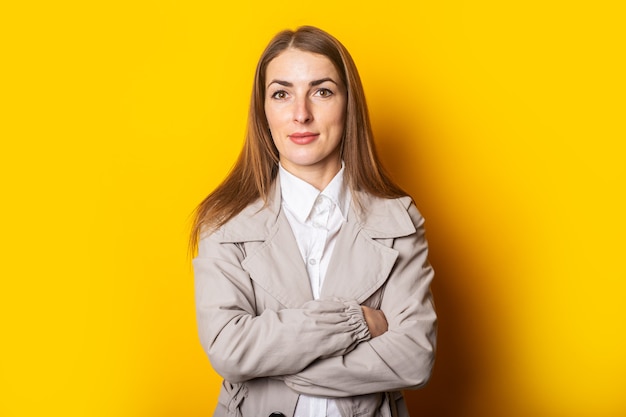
[279, 163, 350, 417]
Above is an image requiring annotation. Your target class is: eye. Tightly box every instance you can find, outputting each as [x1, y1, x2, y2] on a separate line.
[316, 88, 334, 98]
[270, 90, 288, 100]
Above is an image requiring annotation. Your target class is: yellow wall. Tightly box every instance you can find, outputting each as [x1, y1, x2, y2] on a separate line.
[2, 1, 625, 416]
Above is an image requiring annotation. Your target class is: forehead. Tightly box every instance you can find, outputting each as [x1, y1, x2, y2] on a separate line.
[266, 48, 341, 84]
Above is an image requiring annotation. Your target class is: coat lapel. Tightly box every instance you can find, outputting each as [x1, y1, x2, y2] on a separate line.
[241, 212, 314, 309]
[217, 177, 313, 309]
[321, 193, 416, 302]
[217, 180, 417, 308]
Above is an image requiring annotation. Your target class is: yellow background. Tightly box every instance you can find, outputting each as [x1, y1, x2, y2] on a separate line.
[2, 1, 625, 416]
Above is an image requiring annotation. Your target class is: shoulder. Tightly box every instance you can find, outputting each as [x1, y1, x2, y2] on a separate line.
[201, 198, 276, 244]
[201, 180, 282, 244]
[353, 192, 424, 239]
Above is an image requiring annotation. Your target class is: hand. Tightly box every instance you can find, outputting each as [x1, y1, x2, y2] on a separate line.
[361, 306, 388, 338]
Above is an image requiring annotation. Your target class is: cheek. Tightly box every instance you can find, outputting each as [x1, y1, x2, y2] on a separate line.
[265, 105, 285, 130]
[264, 104, 273, 127]
[331, 97, 347, 125]
[331, 106, 347, 131]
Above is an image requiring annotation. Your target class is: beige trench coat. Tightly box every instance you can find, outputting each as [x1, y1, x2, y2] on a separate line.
[194, 179, 437, 417]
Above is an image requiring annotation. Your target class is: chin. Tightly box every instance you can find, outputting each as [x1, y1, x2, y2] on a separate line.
[284, 153, 326, 167]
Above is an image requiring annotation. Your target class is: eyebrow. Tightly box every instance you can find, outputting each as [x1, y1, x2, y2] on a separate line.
[267, 77, 339, 88]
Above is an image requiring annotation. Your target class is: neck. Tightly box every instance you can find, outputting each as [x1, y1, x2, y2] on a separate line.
[280, 159, 342, 191]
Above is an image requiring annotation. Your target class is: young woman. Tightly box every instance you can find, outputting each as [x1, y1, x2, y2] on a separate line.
[191, 26, 437, 417]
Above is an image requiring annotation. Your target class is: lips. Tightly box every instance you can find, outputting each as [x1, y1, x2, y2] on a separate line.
[289, 132, 319, 145]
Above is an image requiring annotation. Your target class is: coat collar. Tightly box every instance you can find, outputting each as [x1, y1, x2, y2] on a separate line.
[214, 176, 416, 243]
[213, 176, 417, 307]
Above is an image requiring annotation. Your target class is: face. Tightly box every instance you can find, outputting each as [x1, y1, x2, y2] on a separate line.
[264, 48, 347, 185]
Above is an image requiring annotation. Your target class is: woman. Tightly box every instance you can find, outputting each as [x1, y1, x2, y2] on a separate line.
[191, 26, 436, 417]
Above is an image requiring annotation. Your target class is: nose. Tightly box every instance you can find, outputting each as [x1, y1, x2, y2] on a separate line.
[293, 97, 312, 123]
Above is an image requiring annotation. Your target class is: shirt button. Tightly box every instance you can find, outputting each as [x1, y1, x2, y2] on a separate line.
[308, 258, 317, 265]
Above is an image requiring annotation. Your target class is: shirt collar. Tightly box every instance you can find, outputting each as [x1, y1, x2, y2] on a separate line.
[278, 162, 350, 224]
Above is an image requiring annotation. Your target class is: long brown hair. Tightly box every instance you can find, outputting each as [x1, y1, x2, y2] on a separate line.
[190, 26, 406, 252]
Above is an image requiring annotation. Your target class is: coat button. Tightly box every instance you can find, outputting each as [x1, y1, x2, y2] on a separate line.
[268, 413, 285, 417]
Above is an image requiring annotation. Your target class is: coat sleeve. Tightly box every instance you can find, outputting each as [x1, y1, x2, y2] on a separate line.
[193, 234, 371, 384]
[282, 204, 437, 397]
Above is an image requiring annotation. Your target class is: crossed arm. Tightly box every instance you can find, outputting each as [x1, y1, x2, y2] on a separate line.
[193, 205, 435, 394]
